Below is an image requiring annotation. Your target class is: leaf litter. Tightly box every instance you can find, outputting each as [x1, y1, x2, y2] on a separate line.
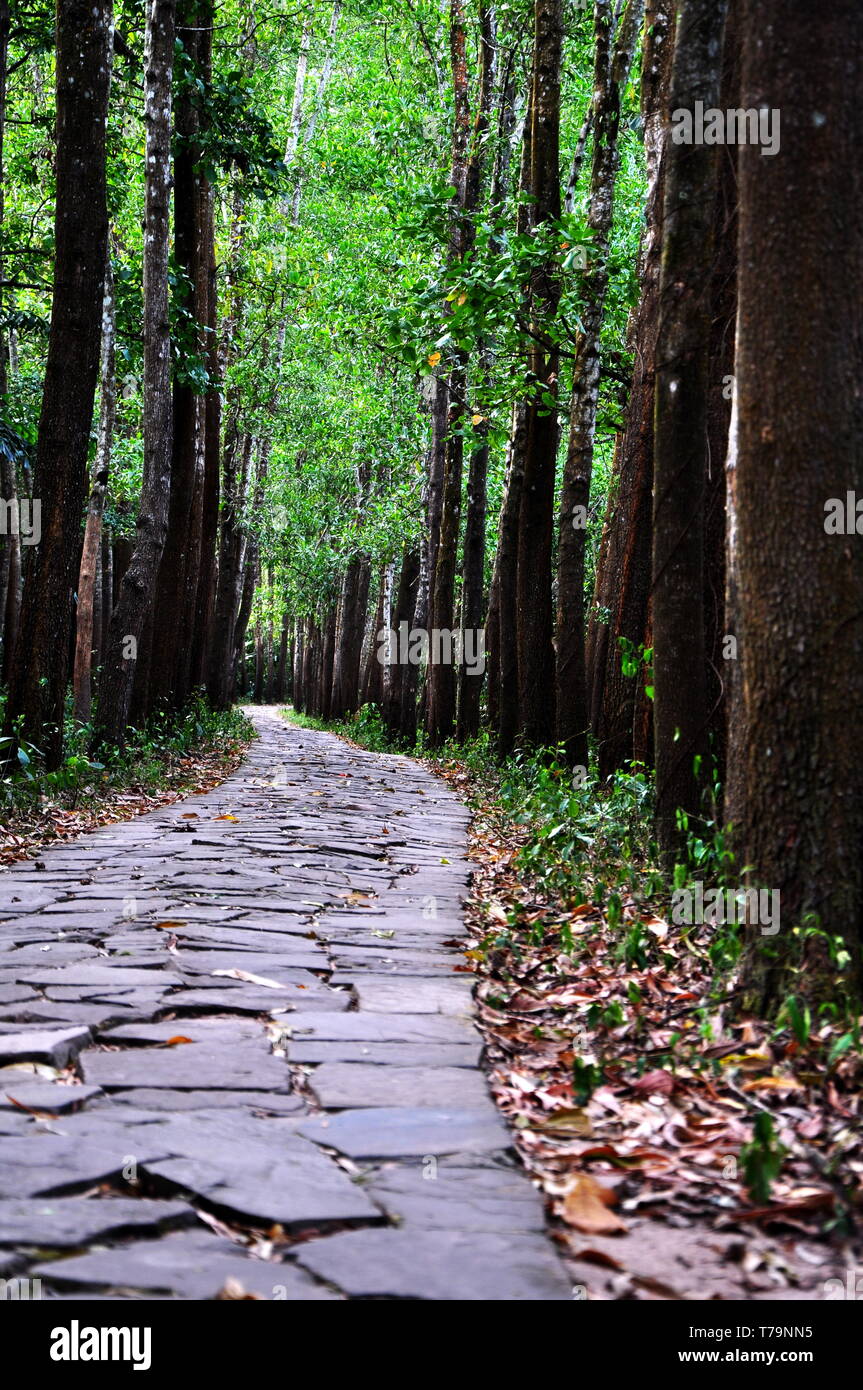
[433, 755, 863, 1301]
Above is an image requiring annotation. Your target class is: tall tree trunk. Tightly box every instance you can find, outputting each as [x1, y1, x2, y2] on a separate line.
[586, 0, 675, 779]
[95, 0, 175, 749]
[231, 542, 257, 701]
[275, 610, 290, 702]
[456, 3, 495, 743]
[701, 0, 740, 800]
[100, 530, 113, 646]
[732, 0, 863, 1005]
[73, 258, 116, 725]
[320, 604, 337, 718]
[331, 553, 371, 718]
[5, 0, 113, 766]
[148, 0, 210, 714]
[254, 623, 265, 703]
[651, 0, 729, 859]
[484, 557, 501, 733]
[190, 179, 219, 690]
[293, 620, 304, 711]
[362, 569, 387, 707]
[556, 0, 643, 767]
[282, 17, 311, 216]
[427, 0, 473, 746]
[382, 547, 419, 739]
[514, 0, 563, 747]
[457, 414, 488, 741]
[418, 375, 448, 652]
[207, 425, 252, 707]
[495, 82, 534, 755]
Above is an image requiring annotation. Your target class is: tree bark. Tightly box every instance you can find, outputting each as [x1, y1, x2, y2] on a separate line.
[427, 0, 473, 746]
[514, 0, 563, 747]
[732, 0, 863, 1005]
[556, 0, 643, 767]
[651, 0, 728, 859]
[148, 0, 211, 714]
[330, 552, 371, 718]
[190, 177, 219, 690]
[495, 80, 534, 756]
[382, 547, 419, 739]
[586, 0, 674, 779]
[5, 0, 113, 766]
[73, 258, 115, 725]
[95, 0, 175, 749]
[288, 1, 342, 226]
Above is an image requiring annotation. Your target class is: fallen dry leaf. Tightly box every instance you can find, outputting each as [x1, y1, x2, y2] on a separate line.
[560, 1175, 628, 1235]
[212, 968, 285, 990]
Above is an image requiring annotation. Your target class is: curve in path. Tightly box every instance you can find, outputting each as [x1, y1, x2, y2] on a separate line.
[0, 708, 570, 1300]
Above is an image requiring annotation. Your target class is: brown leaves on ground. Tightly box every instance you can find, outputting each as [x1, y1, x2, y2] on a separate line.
[431, 756, 863, 1299]
[559, 1175, 628, 1234]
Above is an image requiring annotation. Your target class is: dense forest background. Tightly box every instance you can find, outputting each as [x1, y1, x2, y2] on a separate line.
[0, 0, 861, 1025]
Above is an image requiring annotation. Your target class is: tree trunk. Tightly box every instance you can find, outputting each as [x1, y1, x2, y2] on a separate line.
[427, 0, 473, 746]
[231, 542, 257, 700]
[556, 0, 643, 767]
[651, 0, 729, 859]
[732, 0, 863, 1005]
[190, 178, 219, 690]
[362, 569, 387, 708]
[275, 610, 290, 702]
[73, 259, 116, 725]
[495, 82, 534, 755]
[382, 547, 419, 739]
[95, 0, 175, 750]
[5, 0, 113, 766]
[208, 426, 252, 707]
[288, 1, 342, 225]
[0, 0, 10, 670]
[148, 0, 210, 714]
[514, 0, 563, 747]
[331, 553, 371, 718]
[586, 0, 674, 779]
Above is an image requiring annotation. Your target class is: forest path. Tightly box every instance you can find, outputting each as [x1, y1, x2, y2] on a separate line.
[0, 707, 570, 1300]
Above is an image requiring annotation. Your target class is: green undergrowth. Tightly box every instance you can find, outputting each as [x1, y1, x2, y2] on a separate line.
[285, 700, 713, 929]
[0, 693, 254, 813]
[282, 702, 860, 1024]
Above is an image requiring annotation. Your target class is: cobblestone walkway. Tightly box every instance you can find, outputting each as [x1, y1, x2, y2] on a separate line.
[0, 709, 570, 1300]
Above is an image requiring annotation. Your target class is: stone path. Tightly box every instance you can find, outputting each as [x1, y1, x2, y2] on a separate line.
[0, 708, 570, 1300]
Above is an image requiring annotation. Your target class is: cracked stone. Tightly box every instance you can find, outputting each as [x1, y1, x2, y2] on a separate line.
[296, 1228, 572, 1300]
[0, 1027, 91, 1067]
[310, 1063, 490, 1109]
[297, 1106, 510, 1159]
[366, 1165, 546, 1232]
[0, 1081, 102, 1114]
[32, 1231, 339, 1300]
[80, 1042, 290, 1091]
[0, 1196, 194, 1248]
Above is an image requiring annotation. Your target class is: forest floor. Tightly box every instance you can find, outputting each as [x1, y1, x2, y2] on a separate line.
[0, 719, 251, 870]
[0, 707, 857, 1300]
[432, 758, 863, 1301]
